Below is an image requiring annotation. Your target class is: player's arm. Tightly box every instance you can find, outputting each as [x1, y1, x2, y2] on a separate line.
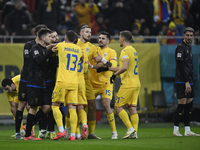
[23, 42, 32, 59]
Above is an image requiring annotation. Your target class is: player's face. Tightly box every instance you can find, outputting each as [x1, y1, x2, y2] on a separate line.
[81, 28, 91, 42]
[183, 31, 194, 45]
[119, 35, 123, 47]
[44, 33, 52, 45]
[3, 85, 13, 93]
[51, 32, 59, 43]
[98, 34, 109, 48]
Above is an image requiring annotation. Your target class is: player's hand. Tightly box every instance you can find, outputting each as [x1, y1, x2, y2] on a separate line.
[185, 82, 192, 93]
[93, 51, 102, 62]
[96, 67, 109, 73]
[52, 46, 58, 53]
[110, 74, 116, 84]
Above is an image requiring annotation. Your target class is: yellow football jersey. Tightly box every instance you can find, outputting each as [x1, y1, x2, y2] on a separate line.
[90, 47, 117, 88]
[119, 45, 141, 87]
[6, 74, 20, 102]
[77, 48, 88, 84]
[56, 42, 82, 89]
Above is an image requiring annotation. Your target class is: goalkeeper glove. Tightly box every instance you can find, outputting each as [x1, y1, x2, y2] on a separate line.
[110, 74, 116, 83]
[96, 67, 109, 73]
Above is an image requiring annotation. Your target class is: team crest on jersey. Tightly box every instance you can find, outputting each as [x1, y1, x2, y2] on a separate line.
[24, 49, 29, 54]
[43, 52, 45, 55]
[177, 53, 182, 58]
[34, 50, 39, 55]
[86, 47, 90, 53]
[103, 53, 107, 57]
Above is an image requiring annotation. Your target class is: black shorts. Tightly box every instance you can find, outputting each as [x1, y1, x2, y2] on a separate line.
[27, 87, 45, 107]
[18, 80, 27, 101]
[175, 84, 194, 99]
[44, 81, 55, 105]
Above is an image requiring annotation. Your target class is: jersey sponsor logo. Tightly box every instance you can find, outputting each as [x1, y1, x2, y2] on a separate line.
[24, 49, 29, 54]
[86, 47, 90, 53]
[122, 55, 128, 59]
[177, 53, 182, 58]
[34, 50, 39, 55]
[103, 53, 107, 57]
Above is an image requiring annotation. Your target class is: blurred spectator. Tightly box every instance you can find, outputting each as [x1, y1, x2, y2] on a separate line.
[131, 24, 144, 43]
[97, 0, 110, 33]
[166, 21, 182, 44]
[1, 0, 27, 33]
[109, 0, 131, 35]
[74, 0, 95, 28]
[85, 0, 99, 24]
[37, 0, 61, 31]
[158, 24, 168, 45]
[194, 27, 200, 45]
[189, 0, 200, 30]
[91, 13, 107, 35]
[141, 26, 156, 43]
[0, 0, 8, 10]
[22, 0, 35, 12]
[60, 4, 78, 31]
[130, 0, 151, 33]
[110, 29, 119, 43]
[172, 0, 187, 36]
[5, 0, 31, 36]
[59, 25, 68, 41]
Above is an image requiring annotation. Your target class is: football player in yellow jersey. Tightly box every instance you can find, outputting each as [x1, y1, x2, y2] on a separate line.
[51, 30, 82, 140]
[109, 30, 141, 139]
[1, 75, 25, 139]
[75, 24, 102, 139]
[89, 31, 118, 139]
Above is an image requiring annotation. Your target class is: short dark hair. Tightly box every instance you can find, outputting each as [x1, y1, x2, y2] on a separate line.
[38, 28, 52, 40]
[80, 24, 91, 31]
[66, 30, 78, 43]
[100, 31, 110, 40]
[184, 27, 194, 34]
[35, 24, 48, 35]
[1, 78, 13, 87]
[120, 30, 132, 42]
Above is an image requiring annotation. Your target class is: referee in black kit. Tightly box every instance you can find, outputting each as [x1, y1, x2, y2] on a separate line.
[173, 27, 200, 136]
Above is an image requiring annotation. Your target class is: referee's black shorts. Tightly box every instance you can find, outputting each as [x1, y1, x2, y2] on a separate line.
[27, 87, 45, 107]
[175, 84, 194, 99]
[18, 81, 27, 102]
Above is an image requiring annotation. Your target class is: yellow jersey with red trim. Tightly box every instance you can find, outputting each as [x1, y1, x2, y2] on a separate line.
[6, 75, 20, 102]
[119, 45, 141, 87]
[56, 42, 82, 89]
[90, 47, 117, 88]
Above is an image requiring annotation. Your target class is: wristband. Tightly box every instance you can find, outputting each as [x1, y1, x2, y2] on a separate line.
[101, 58, 108, 64]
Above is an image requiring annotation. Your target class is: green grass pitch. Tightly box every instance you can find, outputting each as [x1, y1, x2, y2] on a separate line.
[0, 123, 200, 150]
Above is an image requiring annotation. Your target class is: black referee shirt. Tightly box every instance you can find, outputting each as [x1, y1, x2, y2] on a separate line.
[175, 41, 193, 84]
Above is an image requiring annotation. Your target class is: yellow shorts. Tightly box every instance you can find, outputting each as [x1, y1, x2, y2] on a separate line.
[78, 84, 87, 105]
[85, 77, 95, 100]
[94, 84, 113, 100]
[115, 86, 140, 107]
[14, 97, 19, 104]
[52, 86, 78, 106]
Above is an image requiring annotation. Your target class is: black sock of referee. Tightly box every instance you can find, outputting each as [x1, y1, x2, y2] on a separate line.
[25, 113, 35, 137]
[184, 101, 193, 126]
[47, 110, 55, 132]
[40, 113, 48, 131]
[15, 110, 23, 134]
[174, 104, 186, 126]
[33, 108, 46, 126]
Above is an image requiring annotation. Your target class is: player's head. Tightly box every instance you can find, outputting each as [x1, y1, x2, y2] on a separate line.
[183, 27, 194, 45]
[51, 30, 59, 43]
[65, 30, 78, 44]
[1, 78, 15, 93]
[35, 24, 48, 35]
[80, 24, 91, 42]
[119, 30, 132, 47]
[38, 28, 52, 45]
[98, 31, 110, 48]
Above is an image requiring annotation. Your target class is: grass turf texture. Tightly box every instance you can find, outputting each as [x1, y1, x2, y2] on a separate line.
[0, 123, 200, 150]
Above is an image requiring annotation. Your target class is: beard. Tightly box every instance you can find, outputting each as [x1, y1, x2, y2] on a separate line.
[83, 36, 90, 42]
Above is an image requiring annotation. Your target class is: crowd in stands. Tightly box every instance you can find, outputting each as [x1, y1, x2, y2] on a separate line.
[0, 0, 200, 44]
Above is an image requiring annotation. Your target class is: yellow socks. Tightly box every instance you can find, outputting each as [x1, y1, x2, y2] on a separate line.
[52, 106, 63, 128]
[106, 112, 116, 132]
[65, 116, 70, 128]
[118, 109, 132, 130]
[131, 114, 139, 132]
[88, 120, 96, 134]
[78, 109, 87, 125]
[69, 109, 78, 134]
